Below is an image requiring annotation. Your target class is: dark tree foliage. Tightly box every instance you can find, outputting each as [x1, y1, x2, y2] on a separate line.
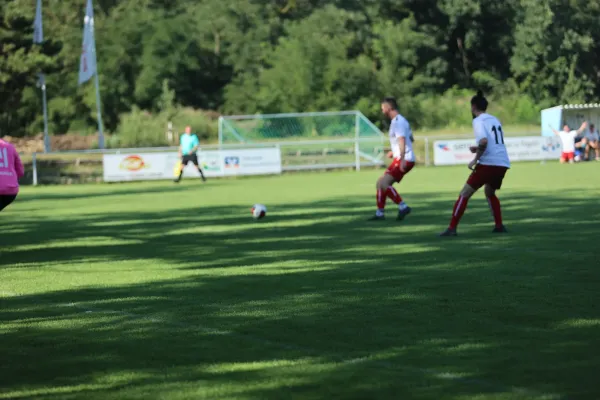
[2, 0, 599, 136]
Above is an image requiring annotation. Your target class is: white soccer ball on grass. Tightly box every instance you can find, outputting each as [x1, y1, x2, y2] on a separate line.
[251, 204, 267, 220]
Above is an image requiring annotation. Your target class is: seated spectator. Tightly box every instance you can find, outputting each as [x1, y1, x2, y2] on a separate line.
[584, 124, 600, 161]
[575, 136, 587, 162]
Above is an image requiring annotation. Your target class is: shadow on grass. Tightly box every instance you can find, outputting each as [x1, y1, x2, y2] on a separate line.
[1, 192, 599, 399]
[12, 180, 211, 203]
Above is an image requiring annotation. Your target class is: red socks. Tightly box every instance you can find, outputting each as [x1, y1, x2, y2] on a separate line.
[487, 195, 503, 227]
[377, 187, 403, 210]
[386, 187, 402, 204]
[449, 195, 503, 230]
[376, 189, 386, 209]
[449, 195, 469, 229]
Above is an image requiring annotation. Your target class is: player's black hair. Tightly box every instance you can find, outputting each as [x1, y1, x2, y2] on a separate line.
[471, 90, 488, 112]
[382, 97, 399, 110]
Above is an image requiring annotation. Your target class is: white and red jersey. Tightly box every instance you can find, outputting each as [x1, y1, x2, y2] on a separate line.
[389, 114, 415, 162]
[473, 113, 510, 168]
[558, 130, 578, 152]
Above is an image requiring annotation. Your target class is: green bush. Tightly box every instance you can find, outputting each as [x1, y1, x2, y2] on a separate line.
[112, 107, 219, 148]
[111, 89, 541, 149]
[412, 89, 540, 130]
[113, 107, 169, 148]
[170, 108, 219, 143]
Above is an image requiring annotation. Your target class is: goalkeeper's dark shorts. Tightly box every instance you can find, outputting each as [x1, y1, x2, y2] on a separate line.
[182, 153, 199, 166]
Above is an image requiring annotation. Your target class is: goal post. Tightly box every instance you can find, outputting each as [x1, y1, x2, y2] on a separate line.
[218, 111, 386, 171]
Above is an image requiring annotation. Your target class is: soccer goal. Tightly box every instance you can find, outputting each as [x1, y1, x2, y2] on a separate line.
[218, 111, 386, 171]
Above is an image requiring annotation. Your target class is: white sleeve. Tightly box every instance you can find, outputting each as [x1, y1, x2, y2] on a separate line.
[473, 120, 486, 143]
[391, 119, 408, 138]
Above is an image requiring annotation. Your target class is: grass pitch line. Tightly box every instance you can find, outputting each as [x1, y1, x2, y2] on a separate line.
[61, 302, 563, 399]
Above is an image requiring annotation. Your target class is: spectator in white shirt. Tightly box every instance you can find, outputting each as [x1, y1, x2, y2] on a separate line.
[551, 122, 587, 164]
[584, 124, 600, 161]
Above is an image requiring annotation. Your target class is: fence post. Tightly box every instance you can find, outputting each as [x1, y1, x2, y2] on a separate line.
[354, 112, 360, 171]
[218, 116, 224, 150]
[424, 137, 430, 167]
[32, 152, 38, 186]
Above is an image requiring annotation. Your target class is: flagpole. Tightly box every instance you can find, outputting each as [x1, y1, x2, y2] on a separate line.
[93, 62, 105, 149]
[79, 0, 104, 149]
[33, 0, 50, 153]
[41, 77, 50, 152]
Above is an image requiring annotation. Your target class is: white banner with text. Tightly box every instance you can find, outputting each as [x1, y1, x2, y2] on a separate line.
[433, 136, 563, 166]
[103, 147, 282, 182]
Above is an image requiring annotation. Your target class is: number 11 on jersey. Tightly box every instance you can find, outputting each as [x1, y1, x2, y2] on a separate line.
[491, 126, 504, 145]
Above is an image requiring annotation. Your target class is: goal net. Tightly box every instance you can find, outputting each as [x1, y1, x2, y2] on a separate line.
[218, 111, 386, 170]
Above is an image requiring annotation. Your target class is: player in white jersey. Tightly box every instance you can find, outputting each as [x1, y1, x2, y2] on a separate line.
[369, 97, 416, 221]
[440, 91, 510, 236]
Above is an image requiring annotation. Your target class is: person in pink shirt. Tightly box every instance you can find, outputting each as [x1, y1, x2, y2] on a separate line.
[0, 138, 24, 212]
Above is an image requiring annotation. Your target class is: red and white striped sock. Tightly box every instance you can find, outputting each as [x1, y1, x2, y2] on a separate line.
[449, 195, 469, 230]
[487, 195, 503, 227]
[376, 189, 386, 211]
[386, 187, 402, 204]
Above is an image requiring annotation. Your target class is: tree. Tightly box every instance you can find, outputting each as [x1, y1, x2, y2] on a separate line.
[0, 0, 58, 137]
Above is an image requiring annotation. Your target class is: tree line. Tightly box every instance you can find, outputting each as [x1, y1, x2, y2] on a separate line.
[2, 0, 599, 138]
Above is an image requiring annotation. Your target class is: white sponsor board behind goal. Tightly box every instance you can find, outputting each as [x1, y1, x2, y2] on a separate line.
[433, 136, 562, 166]
[103, 147, 281, 182]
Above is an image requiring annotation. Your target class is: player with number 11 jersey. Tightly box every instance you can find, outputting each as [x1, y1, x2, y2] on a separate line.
[440, 91, 510, 236]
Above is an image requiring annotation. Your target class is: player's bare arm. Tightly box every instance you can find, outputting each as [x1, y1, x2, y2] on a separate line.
[549, 125, 560, 136]
[468, 138, 487, 170]
[398, 136, 407, 171]
[577, 121, 588, 134]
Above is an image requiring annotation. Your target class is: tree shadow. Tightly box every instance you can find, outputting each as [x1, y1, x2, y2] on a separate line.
[11, 180, 217, 203]
[1, 192, 599, 399]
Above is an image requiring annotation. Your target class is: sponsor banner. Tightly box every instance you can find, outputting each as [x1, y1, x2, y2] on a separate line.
[103, 147, 281, 182]
[175, 151, 223, 178]
[103, 153, 173, 182]
[433, 136, 563, 166]
[221, 148, 282, 176]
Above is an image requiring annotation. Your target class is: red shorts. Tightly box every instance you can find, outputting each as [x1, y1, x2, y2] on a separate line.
[560, 152, 575, 162]
[467, 164, 508, 190]
[385, 159, 415, 182]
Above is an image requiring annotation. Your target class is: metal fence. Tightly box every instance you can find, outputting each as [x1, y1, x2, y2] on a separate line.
[23, 132, 534, 185]
[26, 138, 386, 185]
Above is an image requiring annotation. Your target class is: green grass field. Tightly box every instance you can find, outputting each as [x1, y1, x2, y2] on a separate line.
[1, 162, 599, 400]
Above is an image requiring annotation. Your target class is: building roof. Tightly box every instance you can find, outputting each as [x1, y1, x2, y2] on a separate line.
[562, 103, 600, 109]
[541, 103, 600, 112]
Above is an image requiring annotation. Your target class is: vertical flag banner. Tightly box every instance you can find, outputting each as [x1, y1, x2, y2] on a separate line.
[33, 0, 50, 153]
[78, 0, 105, 149]
[78, 0, 96, 84]
[33, 0, 43, 44]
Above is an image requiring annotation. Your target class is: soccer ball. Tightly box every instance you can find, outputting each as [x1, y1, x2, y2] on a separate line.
[251, 204, 267, 220]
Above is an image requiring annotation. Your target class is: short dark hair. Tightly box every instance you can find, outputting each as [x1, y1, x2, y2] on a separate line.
[590, 124, 595, 129]
[471, 90, 488, 112]
[382, 97, 398, 110]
